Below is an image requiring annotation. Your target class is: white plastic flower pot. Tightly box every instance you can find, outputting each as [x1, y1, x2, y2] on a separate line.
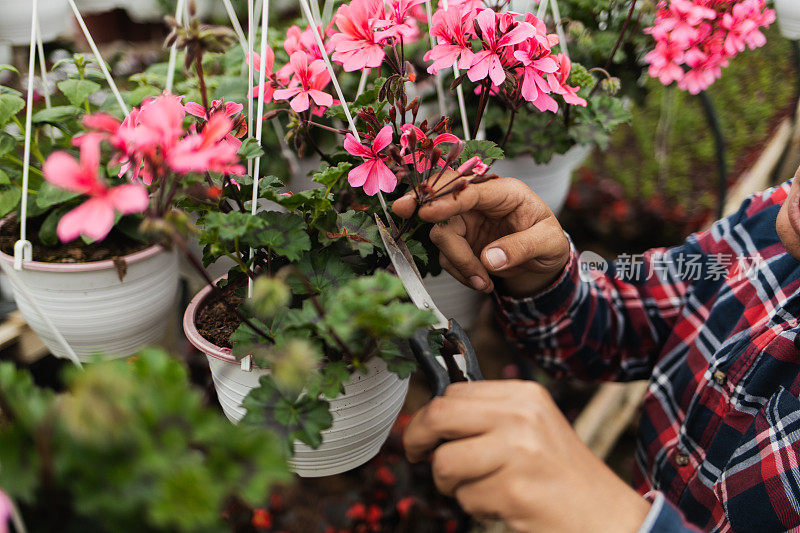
[489, 144, 592, 215]
[0, 239, 178, 363]
[183, 281, 410, 477]
[123, 0, 213, 22]
[423, 271, 483, 329]
[0, 0, 70, 45]
[776, 0, 800, 40]
[74, 0, 125, 15]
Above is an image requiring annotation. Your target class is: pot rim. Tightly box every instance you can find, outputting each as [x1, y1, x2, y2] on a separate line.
[0, 217, 165, 273]
[183, 278, 241, 364]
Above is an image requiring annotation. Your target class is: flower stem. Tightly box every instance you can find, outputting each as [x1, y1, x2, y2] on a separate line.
[473, 80, 490, 139]
[604, 0, 638, 71]
[501, 106, 518, 149]
[195, 54, 210, 116]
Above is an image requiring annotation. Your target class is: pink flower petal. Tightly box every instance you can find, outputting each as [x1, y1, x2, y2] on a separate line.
[107, 184, 150, 214]
[57, 197, 115, 243]
[344, 134, 372, 158]
[371, 125, 393, 153]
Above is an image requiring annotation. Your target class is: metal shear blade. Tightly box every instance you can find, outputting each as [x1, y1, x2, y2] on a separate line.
[375, 215, 449, 330]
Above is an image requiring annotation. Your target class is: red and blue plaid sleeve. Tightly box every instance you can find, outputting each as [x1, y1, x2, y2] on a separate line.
[492, 197, 758, 382]
[639, 492, 702, 532]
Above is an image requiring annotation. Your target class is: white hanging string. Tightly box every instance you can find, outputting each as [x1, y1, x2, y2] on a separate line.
[34, 23, 51, 110]
[165, 0, 187, 94]
[356, 69, 370, 98]
[222, 0, 300, 175]
[247, 0, 255, 178]
[248, 0, 270, 299]
[12, 0, 83, 369]
[66, 0, 128, 115]
[439, 0, 470, 140]
[298, 0, 395, 216]
[424, 0, 446, 117]
[548, 0, 569, 58]
[322, 0, 335, 26]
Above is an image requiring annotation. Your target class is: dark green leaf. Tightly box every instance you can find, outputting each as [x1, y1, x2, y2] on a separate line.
[0, 133, 15, 157]
[460, 140, 504, 164]
[38, 205, 72, 246]
[254, 211, 311, 262]
[237, 137, 264, 159]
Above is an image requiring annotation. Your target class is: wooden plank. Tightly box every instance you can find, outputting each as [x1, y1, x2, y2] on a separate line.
[573, 381, 648, 459]
[0, 311, 48, 363]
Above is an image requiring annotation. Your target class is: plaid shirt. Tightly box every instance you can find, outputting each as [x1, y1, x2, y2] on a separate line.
[495, 181, 800, 532]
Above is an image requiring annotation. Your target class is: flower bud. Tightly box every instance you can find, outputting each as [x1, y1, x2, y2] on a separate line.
[251, 276, 291, 319]
[600, 77, 621, 96]
[270, 339, 321, 394]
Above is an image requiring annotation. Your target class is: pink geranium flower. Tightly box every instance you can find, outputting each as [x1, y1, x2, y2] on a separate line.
[457, 155, 488, 176]
[329, 0, 386, 72]
[168, 115, 246, 176]
[344, 125, 397, 196]
[399, 124, 459, 172]
[273, 52, 333, 113]
[423, 5, 476, 74]
[43, 139, 149, 242]
[467, 9, 534, 87]
[547, 54, 587, 107]
[247, 47, 277, 100]
[373, 0, 426, 43]
[185, 99, 246, 150]
[278, 25, 331, 82]
[0, 490, 13, 533]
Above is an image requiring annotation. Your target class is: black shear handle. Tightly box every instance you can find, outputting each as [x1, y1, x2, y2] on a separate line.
[409, 319, 484, 397]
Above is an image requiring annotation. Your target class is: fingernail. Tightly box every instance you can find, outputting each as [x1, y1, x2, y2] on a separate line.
[470, 276, 486, 290]
[485, 248, 508, 270]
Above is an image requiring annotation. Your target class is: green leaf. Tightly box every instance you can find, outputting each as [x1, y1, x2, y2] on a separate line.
[237, 137, 264, 159]
[0, 186, 20, 218]
[306, 361, 351, 399]
[0, 169, 9, 185]
[254, 211, 311, 262]
[311, 161, 352, 189]
[123, 85, 161, 107]
[322, 210, 382, 258]
[57, 79, 101, 108]
[39, 205, 72, 246]
[36, 182, 79, 209]
[0, 133, 15, 157]
[0, 94, 24, 128]
[288, 253, 355, 295]
[0, 64, 19, 75]
[460, 139, 504, 164]
[31, 106, 81, 125]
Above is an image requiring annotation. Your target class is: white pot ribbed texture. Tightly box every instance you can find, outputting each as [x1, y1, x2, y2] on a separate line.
[776, 0, 800, 40]
[423, 272, 483, 329]
[489, 144, 591, 215]
[0, 0, 70, 44]
[204, 354, 409, 477]
[0, 247, 178, 363]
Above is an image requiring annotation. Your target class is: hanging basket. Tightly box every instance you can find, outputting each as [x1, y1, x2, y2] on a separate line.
[0, 0, 70, 45]
[183, 280, 410, 478]
[776, 0, 800, 40]
[489, 144, 591, 215]
[0, 223, 178, 363]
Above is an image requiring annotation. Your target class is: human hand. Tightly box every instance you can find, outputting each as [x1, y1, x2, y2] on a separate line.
[403, 380, 651, 533]
[392, 177, 570, 297]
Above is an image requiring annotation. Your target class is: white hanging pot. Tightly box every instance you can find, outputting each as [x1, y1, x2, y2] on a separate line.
[489, 144, 591, 215]
[124, 0, 213, 22]
[183, 281, 410, 477]
[0, 0, 70, 45]
[423, 271, 483, 329]
[0, 231, 178, 363]
[776, 0, 800, 40]
[74, 0, 125, 15]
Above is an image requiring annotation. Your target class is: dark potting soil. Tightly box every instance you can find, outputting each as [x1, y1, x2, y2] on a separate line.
[195, 281, 243, 349]
[0, 218, 149, 264]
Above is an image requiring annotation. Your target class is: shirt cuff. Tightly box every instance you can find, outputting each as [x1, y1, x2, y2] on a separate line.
[492, 240, 580, 321]
[638, 491, 701, 533]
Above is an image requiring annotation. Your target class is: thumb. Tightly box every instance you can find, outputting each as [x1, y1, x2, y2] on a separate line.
[480, 218, 567, 273]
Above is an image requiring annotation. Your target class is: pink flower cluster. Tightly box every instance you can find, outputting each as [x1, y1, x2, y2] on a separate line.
[329, 0, 426, 72]
[645, 0, 775, 94]
[343, 125, 487, 197]
[424, 6, 586, 112]
[249, 24, 336, 114]
[44, 94, 246, 242]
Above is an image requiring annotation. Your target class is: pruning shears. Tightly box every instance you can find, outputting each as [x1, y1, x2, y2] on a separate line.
[375, 215, 484, 396]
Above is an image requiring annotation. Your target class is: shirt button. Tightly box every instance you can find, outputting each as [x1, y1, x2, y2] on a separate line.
[713, 370, 727, 386]
[675, 452, 690, 467]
